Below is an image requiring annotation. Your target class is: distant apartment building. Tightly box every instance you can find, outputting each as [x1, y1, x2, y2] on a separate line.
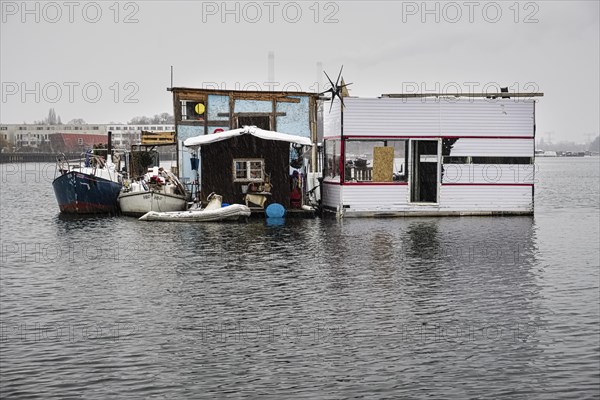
[49, 133, 110, 152]
[106, 124, 175, 149]
[1, 124, 104, 150]
[0, 124, 175, 151]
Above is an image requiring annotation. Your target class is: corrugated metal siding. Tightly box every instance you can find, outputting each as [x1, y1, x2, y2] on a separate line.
[342, 185, 415, 212]
[440, 100, 534, 137]
[322, 181, 342, 208]
[441, 164, 536, 184]
[439, 186, 533, 212]
[342, 98, 535, 138]
[449, 138, 534, 156]
[344, 98, 440, 136]
[339, 184, 532, 213]
[322, 99, 342, 138]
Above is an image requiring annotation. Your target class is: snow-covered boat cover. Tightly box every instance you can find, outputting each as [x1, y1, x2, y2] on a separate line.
[183, 126, 312, 148]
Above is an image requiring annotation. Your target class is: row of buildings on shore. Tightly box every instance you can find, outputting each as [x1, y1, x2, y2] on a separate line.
[0, 123, 175, 152]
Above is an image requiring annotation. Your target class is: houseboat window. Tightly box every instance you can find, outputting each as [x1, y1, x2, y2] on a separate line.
[324, 139, 341, 179]
[344, 139, 408, 182]
[471, 157, 533, 164]
[181, 100, 205, 121]
[443, 156, 469, 164]
[233, 159, 264, 182]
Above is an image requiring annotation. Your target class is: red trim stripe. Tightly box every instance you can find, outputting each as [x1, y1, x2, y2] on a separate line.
[323, 181, 533, 187]
[343, 182, 408, 186]
[441, 136, 533, 140]
[323, 135, 533, 140]
[442, 183, 533, 186]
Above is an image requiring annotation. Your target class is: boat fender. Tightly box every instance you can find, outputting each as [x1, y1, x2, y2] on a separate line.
[266, 203, 286, 218]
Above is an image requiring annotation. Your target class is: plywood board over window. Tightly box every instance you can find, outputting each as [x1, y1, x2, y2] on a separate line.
[373, 147, 394, 182]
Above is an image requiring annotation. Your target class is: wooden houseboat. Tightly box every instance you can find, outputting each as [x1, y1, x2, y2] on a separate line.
[168, 88, 319, 212]
[320, 92, 543, 217]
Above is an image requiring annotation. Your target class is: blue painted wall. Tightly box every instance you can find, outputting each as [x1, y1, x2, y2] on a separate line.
[177, 125, 203, 184]
[276, 96, 310, 137]
[234, 100, 272, 113]
[207, 95, 230, 121]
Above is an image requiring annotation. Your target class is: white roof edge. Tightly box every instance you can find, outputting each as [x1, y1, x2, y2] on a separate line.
[183, 126, 312, 147]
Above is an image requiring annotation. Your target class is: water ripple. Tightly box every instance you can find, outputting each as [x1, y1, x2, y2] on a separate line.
[1, 159, 598, 398]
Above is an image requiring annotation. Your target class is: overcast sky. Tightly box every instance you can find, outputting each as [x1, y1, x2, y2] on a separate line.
[1, 0, 598, 143]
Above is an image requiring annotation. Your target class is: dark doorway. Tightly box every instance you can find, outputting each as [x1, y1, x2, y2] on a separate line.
[410, 140, 439, 203]
[237, 116, 271, 130]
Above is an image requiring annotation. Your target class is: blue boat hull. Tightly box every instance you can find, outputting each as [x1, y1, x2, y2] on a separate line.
[52, 171, 122, 214]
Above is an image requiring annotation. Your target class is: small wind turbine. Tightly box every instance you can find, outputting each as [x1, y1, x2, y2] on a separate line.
[320, 66, 352, 112]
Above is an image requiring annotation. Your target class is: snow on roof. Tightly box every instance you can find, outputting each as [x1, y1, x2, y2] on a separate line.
[183, 126, 312, 147]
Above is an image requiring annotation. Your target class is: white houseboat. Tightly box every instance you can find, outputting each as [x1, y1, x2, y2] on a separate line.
[320, 92, 543, 217]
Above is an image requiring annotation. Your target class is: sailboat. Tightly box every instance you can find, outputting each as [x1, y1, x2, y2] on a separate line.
[52, 150, 123, 214]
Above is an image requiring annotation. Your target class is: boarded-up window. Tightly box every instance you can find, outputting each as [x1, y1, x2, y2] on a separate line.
[372, 147, 394, 182]
[344, 140, 408, 183]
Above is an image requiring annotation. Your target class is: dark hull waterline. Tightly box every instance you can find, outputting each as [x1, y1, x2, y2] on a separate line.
[52, 171, 122, 214]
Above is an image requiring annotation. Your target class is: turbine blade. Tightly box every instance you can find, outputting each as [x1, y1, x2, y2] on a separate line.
[323, 71, 336, 89]
[336, 65, 344, 87]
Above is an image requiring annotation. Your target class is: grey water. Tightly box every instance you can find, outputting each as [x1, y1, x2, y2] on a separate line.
[1, 158, 598, 399]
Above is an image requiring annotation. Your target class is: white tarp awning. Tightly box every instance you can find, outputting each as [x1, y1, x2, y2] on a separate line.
[183, 126, 313, 148]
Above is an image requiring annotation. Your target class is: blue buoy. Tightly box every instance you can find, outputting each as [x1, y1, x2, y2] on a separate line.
[221, 203, 230, 207]
[266, 217, 285, 226]
[265, 203, 286, 218]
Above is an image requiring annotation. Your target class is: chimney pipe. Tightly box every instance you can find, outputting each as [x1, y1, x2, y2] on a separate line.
[107, 131, 112, 156]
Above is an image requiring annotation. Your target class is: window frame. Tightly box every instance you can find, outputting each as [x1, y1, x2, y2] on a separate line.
[343, 138, 409, 183]
[181, 100, 206, 121]
[233, 158, 265, 182]
[323, 139, 341, 181]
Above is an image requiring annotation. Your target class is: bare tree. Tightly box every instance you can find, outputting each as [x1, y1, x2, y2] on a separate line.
[129, 113, 174, 125]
